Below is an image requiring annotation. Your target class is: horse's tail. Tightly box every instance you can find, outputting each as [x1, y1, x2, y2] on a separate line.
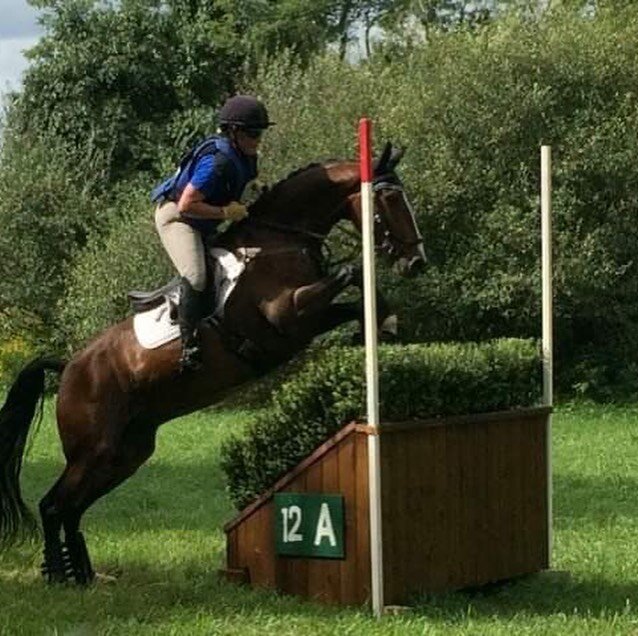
[0, 357, 65, 545]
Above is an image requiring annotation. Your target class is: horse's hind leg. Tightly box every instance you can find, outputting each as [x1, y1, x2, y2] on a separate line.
[39, 462, 101, 584]
[39, 470, 71, 583]
[39, 424, 157, 585]
[62, 508, 94, 584]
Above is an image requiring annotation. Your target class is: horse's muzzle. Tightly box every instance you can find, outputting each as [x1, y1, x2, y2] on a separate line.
[396, 255, 426, 278]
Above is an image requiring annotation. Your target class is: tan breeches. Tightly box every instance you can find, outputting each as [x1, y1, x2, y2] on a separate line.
[155, 202, 206, 291]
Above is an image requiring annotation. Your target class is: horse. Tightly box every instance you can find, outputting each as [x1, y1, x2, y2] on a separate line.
[0, 142, 426, 585]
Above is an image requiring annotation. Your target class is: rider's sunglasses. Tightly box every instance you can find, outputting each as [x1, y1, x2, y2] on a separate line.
[242, 127, 265, 140]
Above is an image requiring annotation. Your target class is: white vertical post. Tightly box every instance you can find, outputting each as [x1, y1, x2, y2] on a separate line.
[541, 145, 553, 561]
[359, 118, 384, 618]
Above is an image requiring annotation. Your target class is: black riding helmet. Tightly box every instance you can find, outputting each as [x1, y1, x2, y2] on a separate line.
[218, 95, 275, 130]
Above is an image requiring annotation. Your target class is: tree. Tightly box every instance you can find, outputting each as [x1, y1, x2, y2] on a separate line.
[19, 0, 245, 180]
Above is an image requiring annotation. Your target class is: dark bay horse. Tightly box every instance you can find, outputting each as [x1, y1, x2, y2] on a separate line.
[0, 143, 425, 584]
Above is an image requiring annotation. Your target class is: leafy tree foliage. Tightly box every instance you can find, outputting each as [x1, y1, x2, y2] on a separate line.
[4, 1, 638, 399]
[0, 0, 370, 351]
[19, 0, 245, 180]
[0, 127, 109, 333]
[245, 8, 638, 396]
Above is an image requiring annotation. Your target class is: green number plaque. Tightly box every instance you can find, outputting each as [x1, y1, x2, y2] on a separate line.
[274, 493, 345, 559]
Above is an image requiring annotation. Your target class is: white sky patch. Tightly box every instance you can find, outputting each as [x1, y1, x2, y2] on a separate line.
[0, 0, 43, 38]
[0, 35, 39, 96]
[0, 0, 43, 100]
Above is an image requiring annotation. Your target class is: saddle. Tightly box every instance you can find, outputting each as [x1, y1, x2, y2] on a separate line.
[129, 248, 267, 367]
[128, 277, 181, 314]
[128, 247, 260, 316]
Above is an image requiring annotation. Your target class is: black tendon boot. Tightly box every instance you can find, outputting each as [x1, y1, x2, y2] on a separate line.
[178, 277, 204, 372]
[65, 531, 95, 585]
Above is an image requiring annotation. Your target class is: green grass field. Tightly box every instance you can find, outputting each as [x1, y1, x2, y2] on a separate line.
[2, 401, 638, 635]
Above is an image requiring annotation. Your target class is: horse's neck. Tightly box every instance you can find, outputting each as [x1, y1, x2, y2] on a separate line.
[258, 163, 360, 236]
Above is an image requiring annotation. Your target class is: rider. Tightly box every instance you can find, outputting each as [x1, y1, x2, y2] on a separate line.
[152, 94, 275, 371]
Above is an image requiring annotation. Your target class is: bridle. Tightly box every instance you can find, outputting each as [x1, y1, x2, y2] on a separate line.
[248, 176, 423, 264]
[372, 178, 425, 255]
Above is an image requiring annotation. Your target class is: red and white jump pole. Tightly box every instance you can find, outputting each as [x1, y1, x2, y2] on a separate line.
[359, 118, 384, 617]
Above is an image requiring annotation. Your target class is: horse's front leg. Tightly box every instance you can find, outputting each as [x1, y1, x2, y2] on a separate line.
[338, 267, 397, 340]
[292, 264, 360, 319]
[288, 264, 396, 341]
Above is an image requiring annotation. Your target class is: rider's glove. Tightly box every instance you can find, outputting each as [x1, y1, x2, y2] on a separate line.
[222, 201, 248, 221]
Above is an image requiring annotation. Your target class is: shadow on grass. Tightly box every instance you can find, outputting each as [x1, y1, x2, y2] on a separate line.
[554, 473, 638, 522]
[1, 556, 638, 629]
[411, 572, 638, 621]
[0, 558, 352, 633]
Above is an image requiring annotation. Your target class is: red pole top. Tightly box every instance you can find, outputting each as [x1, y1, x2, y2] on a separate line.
[359, 118, 373, 183]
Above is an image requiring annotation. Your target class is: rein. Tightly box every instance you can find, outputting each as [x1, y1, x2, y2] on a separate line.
[250, 218, 328, 243]
[249, 218, 353, 269]
[245, 179, 422, 267]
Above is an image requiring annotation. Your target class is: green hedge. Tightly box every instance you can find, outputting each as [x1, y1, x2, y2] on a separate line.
[220, 338, 541, 509]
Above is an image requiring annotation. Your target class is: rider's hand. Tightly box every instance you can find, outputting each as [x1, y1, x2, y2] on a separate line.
[222, 201, 248, 221]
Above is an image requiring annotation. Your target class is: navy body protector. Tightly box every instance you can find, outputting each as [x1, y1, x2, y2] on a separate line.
[150, 136, 234, 204]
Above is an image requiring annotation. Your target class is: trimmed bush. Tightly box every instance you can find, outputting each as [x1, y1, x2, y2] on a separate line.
[220, 338, 541, 509]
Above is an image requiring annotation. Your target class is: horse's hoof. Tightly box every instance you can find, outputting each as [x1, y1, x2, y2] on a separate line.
[380, 314, 398, 336]
[95, 571, 119, 584]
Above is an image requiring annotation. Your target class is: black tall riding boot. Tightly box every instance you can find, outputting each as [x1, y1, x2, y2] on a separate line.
[178, 277, 204, 372]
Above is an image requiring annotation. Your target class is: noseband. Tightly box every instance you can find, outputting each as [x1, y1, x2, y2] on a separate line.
[372, 179, 424, 254]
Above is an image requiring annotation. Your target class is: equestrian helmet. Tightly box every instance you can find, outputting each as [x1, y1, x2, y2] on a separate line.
[218, 95, 275, 129]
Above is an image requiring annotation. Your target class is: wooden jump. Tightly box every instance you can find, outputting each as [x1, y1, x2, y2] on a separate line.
[221, 406, 551, 606]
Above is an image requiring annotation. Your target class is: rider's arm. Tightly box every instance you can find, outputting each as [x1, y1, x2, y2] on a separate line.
[177, 184, 226, 220]
[177, 153, 225, 219]
[177, 153, 246, 220]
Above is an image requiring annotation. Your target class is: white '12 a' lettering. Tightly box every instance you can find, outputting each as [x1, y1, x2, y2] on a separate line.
[281, 505, 303, 543]
[313, 503, 337, 546]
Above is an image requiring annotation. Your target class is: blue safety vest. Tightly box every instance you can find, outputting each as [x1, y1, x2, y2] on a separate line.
[150, 136, 257, 234]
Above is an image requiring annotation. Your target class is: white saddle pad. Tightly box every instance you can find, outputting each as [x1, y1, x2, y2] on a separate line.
[210, 247, 246, 319]
[133, 248, 252, 350]
[133, 290, 180, 350]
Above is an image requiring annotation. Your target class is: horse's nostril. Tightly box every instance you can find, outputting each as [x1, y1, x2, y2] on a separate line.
[408, 256, 426, 276]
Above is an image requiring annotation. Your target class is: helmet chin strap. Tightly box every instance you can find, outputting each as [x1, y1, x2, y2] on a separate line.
[228, 126, 245, 155]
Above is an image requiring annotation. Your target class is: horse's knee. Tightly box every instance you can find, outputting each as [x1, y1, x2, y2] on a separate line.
[93, 441, 119, 467]
[39, 497, 58, 519]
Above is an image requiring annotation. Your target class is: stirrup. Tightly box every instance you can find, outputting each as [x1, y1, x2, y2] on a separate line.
[180, 342, 203, 372]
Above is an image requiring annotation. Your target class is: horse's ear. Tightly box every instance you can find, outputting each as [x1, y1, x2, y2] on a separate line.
[373, 142, 393, 176]
[388, 146, 406, 171]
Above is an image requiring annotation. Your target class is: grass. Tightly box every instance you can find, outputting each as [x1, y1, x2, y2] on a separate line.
[2, 400, 638, 634]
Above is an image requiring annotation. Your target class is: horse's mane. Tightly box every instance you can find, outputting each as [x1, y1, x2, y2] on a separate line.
[248, 160, 340, 217]
[247, 143, 402, 218]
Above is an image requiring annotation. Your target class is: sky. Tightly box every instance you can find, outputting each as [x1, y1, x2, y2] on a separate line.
[0, 0, 43, 99]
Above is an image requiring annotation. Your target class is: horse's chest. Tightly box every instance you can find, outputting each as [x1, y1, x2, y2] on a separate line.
[245, 251, 319, 288]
